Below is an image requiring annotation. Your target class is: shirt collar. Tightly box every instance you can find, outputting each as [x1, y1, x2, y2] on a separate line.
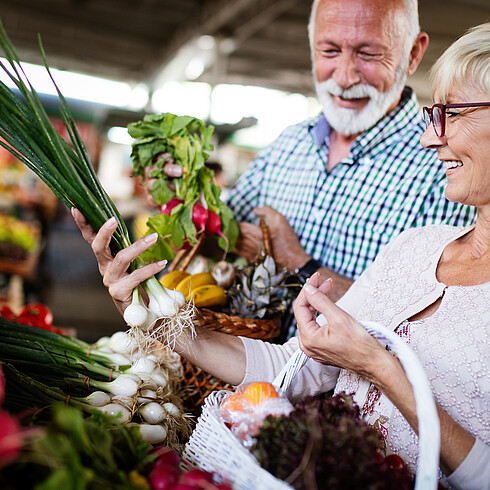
[309, 87, 420, 151]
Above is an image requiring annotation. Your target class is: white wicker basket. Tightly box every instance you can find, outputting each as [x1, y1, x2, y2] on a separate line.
[182, 320, 440, 490]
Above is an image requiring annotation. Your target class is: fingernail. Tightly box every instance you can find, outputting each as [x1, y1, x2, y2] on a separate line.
[70, 208, 75, 216]
[304, 283, 318, 295]
[144, 232, 158, 243]
[106, 217, 117, 226]
[157, 260, 167, 267]
[306, 272, 319, 282]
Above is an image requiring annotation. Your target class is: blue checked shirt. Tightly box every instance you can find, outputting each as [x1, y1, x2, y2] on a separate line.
[227, 88, 476, 282]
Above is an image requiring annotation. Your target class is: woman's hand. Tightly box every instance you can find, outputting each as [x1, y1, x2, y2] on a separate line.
[71, 209, 167, 314]
[294, 273, 390, 382]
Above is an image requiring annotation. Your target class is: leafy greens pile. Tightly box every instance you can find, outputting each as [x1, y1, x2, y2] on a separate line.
[129, 113, 238, 261]
[1, 404, 155, 490]
[251, 393, 414, 490]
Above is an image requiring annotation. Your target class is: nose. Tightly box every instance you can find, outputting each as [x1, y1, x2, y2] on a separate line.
[420, 121, 444, 149]
[332, 52, 360, 88]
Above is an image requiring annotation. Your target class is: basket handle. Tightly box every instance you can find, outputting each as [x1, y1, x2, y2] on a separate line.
[272, 316, 440, 490]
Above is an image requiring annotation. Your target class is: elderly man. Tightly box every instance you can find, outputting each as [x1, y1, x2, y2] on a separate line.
[152, 0, 475, 338]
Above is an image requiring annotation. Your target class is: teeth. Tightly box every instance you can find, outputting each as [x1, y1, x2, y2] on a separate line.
[444, 161, 463, 170]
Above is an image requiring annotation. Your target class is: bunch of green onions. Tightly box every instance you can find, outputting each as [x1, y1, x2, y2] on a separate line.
[0, 21, 195, 345]
[0, 318, 193, 449]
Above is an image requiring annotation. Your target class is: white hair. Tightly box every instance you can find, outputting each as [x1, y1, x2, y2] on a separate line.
[307, 0, 420, 60]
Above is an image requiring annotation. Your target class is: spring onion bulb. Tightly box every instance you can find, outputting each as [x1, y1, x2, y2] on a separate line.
[139, 402, 166, 424]
[98, 404, 132, 424]
[138, 424, 168, 444]
[162, 402, 180, 417]
[150, 370, 168, 389]
[83, 391, 111, 407]
[126, 357, 156, 375]
[90, 374, 140, 397]
[138, 389, 157, 405]
[108, 330, 139, 356]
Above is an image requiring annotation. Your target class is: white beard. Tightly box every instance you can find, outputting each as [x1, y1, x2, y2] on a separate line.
[314, 63, 408, 136]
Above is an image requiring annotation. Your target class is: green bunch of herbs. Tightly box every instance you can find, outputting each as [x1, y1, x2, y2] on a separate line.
[1, 404, 154, 490]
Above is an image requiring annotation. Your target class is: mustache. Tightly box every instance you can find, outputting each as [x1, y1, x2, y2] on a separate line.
[317, 79, 380, 101]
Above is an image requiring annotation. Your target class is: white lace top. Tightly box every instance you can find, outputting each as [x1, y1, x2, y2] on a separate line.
[241, 225, 490, 489]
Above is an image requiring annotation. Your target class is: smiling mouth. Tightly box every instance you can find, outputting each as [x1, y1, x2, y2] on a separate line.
[443, 160, 463, 170]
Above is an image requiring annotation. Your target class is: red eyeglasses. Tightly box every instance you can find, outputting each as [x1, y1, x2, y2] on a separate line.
[423, 102, 490, 137]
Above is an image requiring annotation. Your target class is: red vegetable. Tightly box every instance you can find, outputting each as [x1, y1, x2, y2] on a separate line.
[16, 303, 54, 330]
[0, 410, 22, 469]
[149, 463, 181, 490]
[385, 454, 406, 471]
[205, 210, 229, 256]
[0, 365, 5, 406]
[161, 198, 184, 215]
[0, 306, 16, 322]
[179, 468, 214, 486]
[153, 447, 181, 468]
[191, 202, 208, 235]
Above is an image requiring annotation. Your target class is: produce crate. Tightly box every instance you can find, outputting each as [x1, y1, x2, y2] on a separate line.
[182, 321, 441, 490]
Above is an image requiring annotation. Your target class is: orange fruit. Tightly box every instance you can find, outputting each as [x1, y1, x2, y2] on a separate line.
[220, 393, 248, 412]
[242, 382, 279, 405]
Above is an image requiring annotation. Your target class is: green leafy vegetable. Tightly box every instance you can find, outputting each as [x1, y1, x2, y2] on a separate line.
[1, 404, 153, 490]
[128, 113, 238, 260]
[251, 393, 414, 490]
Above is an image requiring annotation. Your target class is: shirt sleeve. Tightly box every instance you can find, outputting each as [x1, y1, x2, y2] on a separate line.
[239, 336, 340, 403]
[445, 437, 490, 490]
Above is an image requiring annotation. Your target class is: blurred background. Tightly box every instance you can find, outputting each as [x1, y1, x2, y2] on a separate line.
[0, 0, 488, 342]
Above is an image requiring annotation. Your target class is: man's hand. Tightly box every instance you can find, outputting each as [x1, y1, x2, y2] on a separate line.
[140, 153, 183, 209]
[71, 208, 167, 314]
[254, 206, 311, 270]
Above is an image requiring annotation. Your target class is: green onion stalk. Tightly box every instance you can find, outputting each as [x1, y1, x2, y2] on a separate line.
[0, 21, 195, 348]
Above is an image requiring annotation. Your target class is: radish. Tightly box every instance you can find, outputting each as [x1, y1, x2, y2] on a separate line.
[191, 202, 208, 234]
[160, 197, 183, 215]
[0, 410, 22, 469]
[206, 209, 229, 257]
[179, 468, 214, 486]
[149, 463, 180, 490]
[153, 447, 181, 468]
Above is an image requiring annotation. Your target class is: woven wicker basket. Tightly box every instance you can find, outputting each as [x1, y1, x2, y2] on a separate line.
[182, 320, 441, 490]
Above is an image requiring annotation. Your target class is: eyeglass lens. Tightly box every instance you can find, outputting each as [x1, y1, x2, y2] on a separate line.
[432, 106, 442, 135]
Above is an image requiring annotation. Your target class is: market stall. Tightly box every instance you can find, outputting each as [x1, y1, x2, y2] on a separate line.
[0, 25, 442, 490]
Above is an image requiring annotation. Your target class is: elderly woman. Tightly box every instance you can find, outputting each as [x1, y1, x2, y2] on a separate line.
[73, 23, 489, 489]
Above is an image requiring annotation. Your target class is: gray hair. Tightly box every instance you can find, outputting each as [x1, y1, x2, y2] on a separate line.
[307, 0, 420, 59]
[428, 22, 490, 102]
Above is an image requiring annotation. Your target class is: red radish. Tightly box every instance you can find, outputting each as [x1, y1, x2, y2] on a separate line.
[172, 485, 199, 490]
[385, 454, 405, 471]
[0, 365, 5, 406]
[0, 410, 22, 469]
[179, 468, 214, 486]
[153, 447, 181, 468]
[149, 463, 181, 490]
[191, 202, 209, 235]
[161, 198, 183, 215]
[205, 210, 229, 257]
